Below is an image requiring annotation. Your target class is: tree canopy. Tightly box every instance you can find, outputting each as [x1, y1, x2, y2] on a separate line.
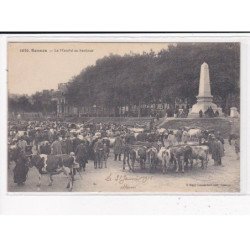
[9, 91, 57, 114]
[65, 43, 240, 115]
[9, 43, 240, 116]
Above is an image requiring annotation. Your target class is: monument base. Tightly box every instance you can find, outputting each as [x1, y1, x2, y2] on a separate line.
[188, 96, 223, 118]
[230, 107, 239, 118]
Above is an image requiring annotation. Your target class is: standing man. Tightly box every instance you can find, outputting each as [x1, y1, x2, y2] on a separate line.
[182, 129, 189, 144]
[199, 110, 203, 118]
[51, 136, 62, 155]
[65, 135, 73, 154]
[61, 136, 67, 154]
[167, 131, 176, 147]
[217, 138, 225, 166]
[13, 150, 30, 186]
[17, 136, 27, 153]
[216, 131, 224, 145]
[234, 137, 240, 160]
[75, 141, 88, 171]
[210, 136, 224, 166]
[72, 134, 81, 153]
[175, 128, 182, 145]
[113, 134, 123, 161]
[22, 132, 31, 145]
[123, 141, 131, 171]
[149, 118, 154, 131]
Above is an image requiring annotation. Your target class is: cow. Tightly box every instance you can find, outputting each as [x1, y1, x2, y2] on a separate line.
[14, 130, 26, 140]
[106, 130, 114, 137]
[190, 145, 209, 169]
[188, 128, 202, 141]
[146, 147, 158, 172]
[136, 132, 148, 142]
[128, 127, 144, 134]
[94, 132, 102, 138]
[8, 145, 20, 167]
[109, 137, 116, 147]
[129, 146, 147, 171]
[168, 145, 193, 173]
[30, 154, 74, 191]
[157, 128, 167, 134]
[157, 147, 171, 174]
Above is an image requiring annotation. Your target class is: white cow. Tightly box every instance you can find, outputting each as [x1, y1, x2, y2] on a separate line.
[109, 137, 116, 147]
[157, 147, 171, 174]
[94, 132, 102, 138]
[14, 130, 26, 140]
[128, 127, 144, 133]
[190, 145, 209, 168]
[157, 128, 167, 134]
[188, 128, 202, 141]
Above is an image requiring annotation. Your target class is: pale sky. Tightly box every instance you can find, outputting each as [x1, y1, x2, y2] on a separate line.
[8, 42, 168, 95]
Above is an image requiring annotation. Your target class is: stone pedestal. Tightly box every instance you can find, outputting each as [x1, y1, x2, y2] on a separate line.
[188, 62, 223, 118]
[230, 107, 239, 118]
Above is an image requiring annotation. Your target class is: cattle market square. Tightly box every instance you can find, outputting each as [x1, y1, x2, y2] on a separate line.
[8, 42, 240, 193]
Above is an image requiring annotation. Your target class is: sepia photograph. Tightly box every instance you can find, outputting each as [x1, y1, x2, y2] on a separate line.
[7, 41, 240, 193]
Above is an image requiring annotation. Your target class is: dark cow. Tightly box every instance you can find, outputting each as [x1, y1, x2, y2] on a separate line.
[147, 147, 158, 172]
[169, 145, 193, 173]
[30, 154, 74, 191]
[136, 132, 148, 142]
[190, 145, 209, 169]
[8, 145, 20, 166]
[129, 146, 147, 171]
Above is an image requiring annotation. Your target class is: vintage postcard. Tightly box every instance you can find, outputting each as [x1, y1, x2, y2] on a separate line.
[7, 40, 240, 193]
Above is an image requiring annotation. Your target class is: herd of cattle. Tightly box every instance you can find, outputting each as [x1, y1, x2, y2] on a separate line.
[8, 120, 217, 190]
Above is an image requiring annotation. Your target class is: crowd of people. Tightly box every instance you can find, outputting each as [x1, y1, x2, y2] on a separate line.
[8, 119, 240, 186]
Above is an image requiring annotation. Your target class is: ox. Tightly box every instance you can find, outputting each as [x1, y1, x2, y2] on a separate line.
[190, 145, 209, 169]
[188, 128, 202, 141]
[129, 146, 147, 171]
[168, 145, 193, 173]
[8, 145, 20, 167]
[30, 154, 74, 191]
[146, 147, 158, 172]
[157, 147, 171, 174]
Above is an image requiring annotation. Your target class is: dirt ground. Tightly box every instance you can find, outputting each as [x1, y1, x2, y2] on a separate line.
[8, 140, 240, 193]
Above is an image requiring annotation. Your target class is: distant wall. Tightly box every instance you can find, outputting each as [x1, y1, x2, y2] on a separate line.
[160, 117, 240, 138]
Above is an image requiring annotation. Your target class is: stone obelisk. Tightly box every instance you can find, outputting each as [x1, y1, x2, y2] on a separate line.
[188, 62, 222, 117]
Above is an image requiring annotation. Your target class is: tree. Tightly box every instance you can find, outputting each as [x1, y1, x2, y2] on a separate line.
[60, 43, 241, 116]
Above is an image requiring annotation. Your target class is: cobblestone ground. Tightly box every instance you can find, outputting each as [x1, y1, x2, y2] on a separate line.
[8, 141, 240, 193]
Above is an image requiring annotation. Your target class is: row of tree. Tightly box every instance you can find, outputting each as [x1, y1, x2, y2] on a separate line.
[65, 43, 240, 116]
[9, 91, 57, 114]
[8, 43, 240, 117]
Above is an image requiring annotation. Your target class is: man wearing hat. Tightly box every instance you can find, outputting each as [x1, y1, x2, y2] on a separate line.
[75, 141, 88, 171]
[51, 136, 62, 155]
[17, 136, 27, 153]
[113, 134, 123, 161]
[210, 135, 224, 166]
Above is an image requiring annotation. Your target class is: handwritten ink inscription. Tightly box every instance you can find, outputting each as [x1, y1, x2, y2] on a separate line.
[105, 173, 153, 190]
